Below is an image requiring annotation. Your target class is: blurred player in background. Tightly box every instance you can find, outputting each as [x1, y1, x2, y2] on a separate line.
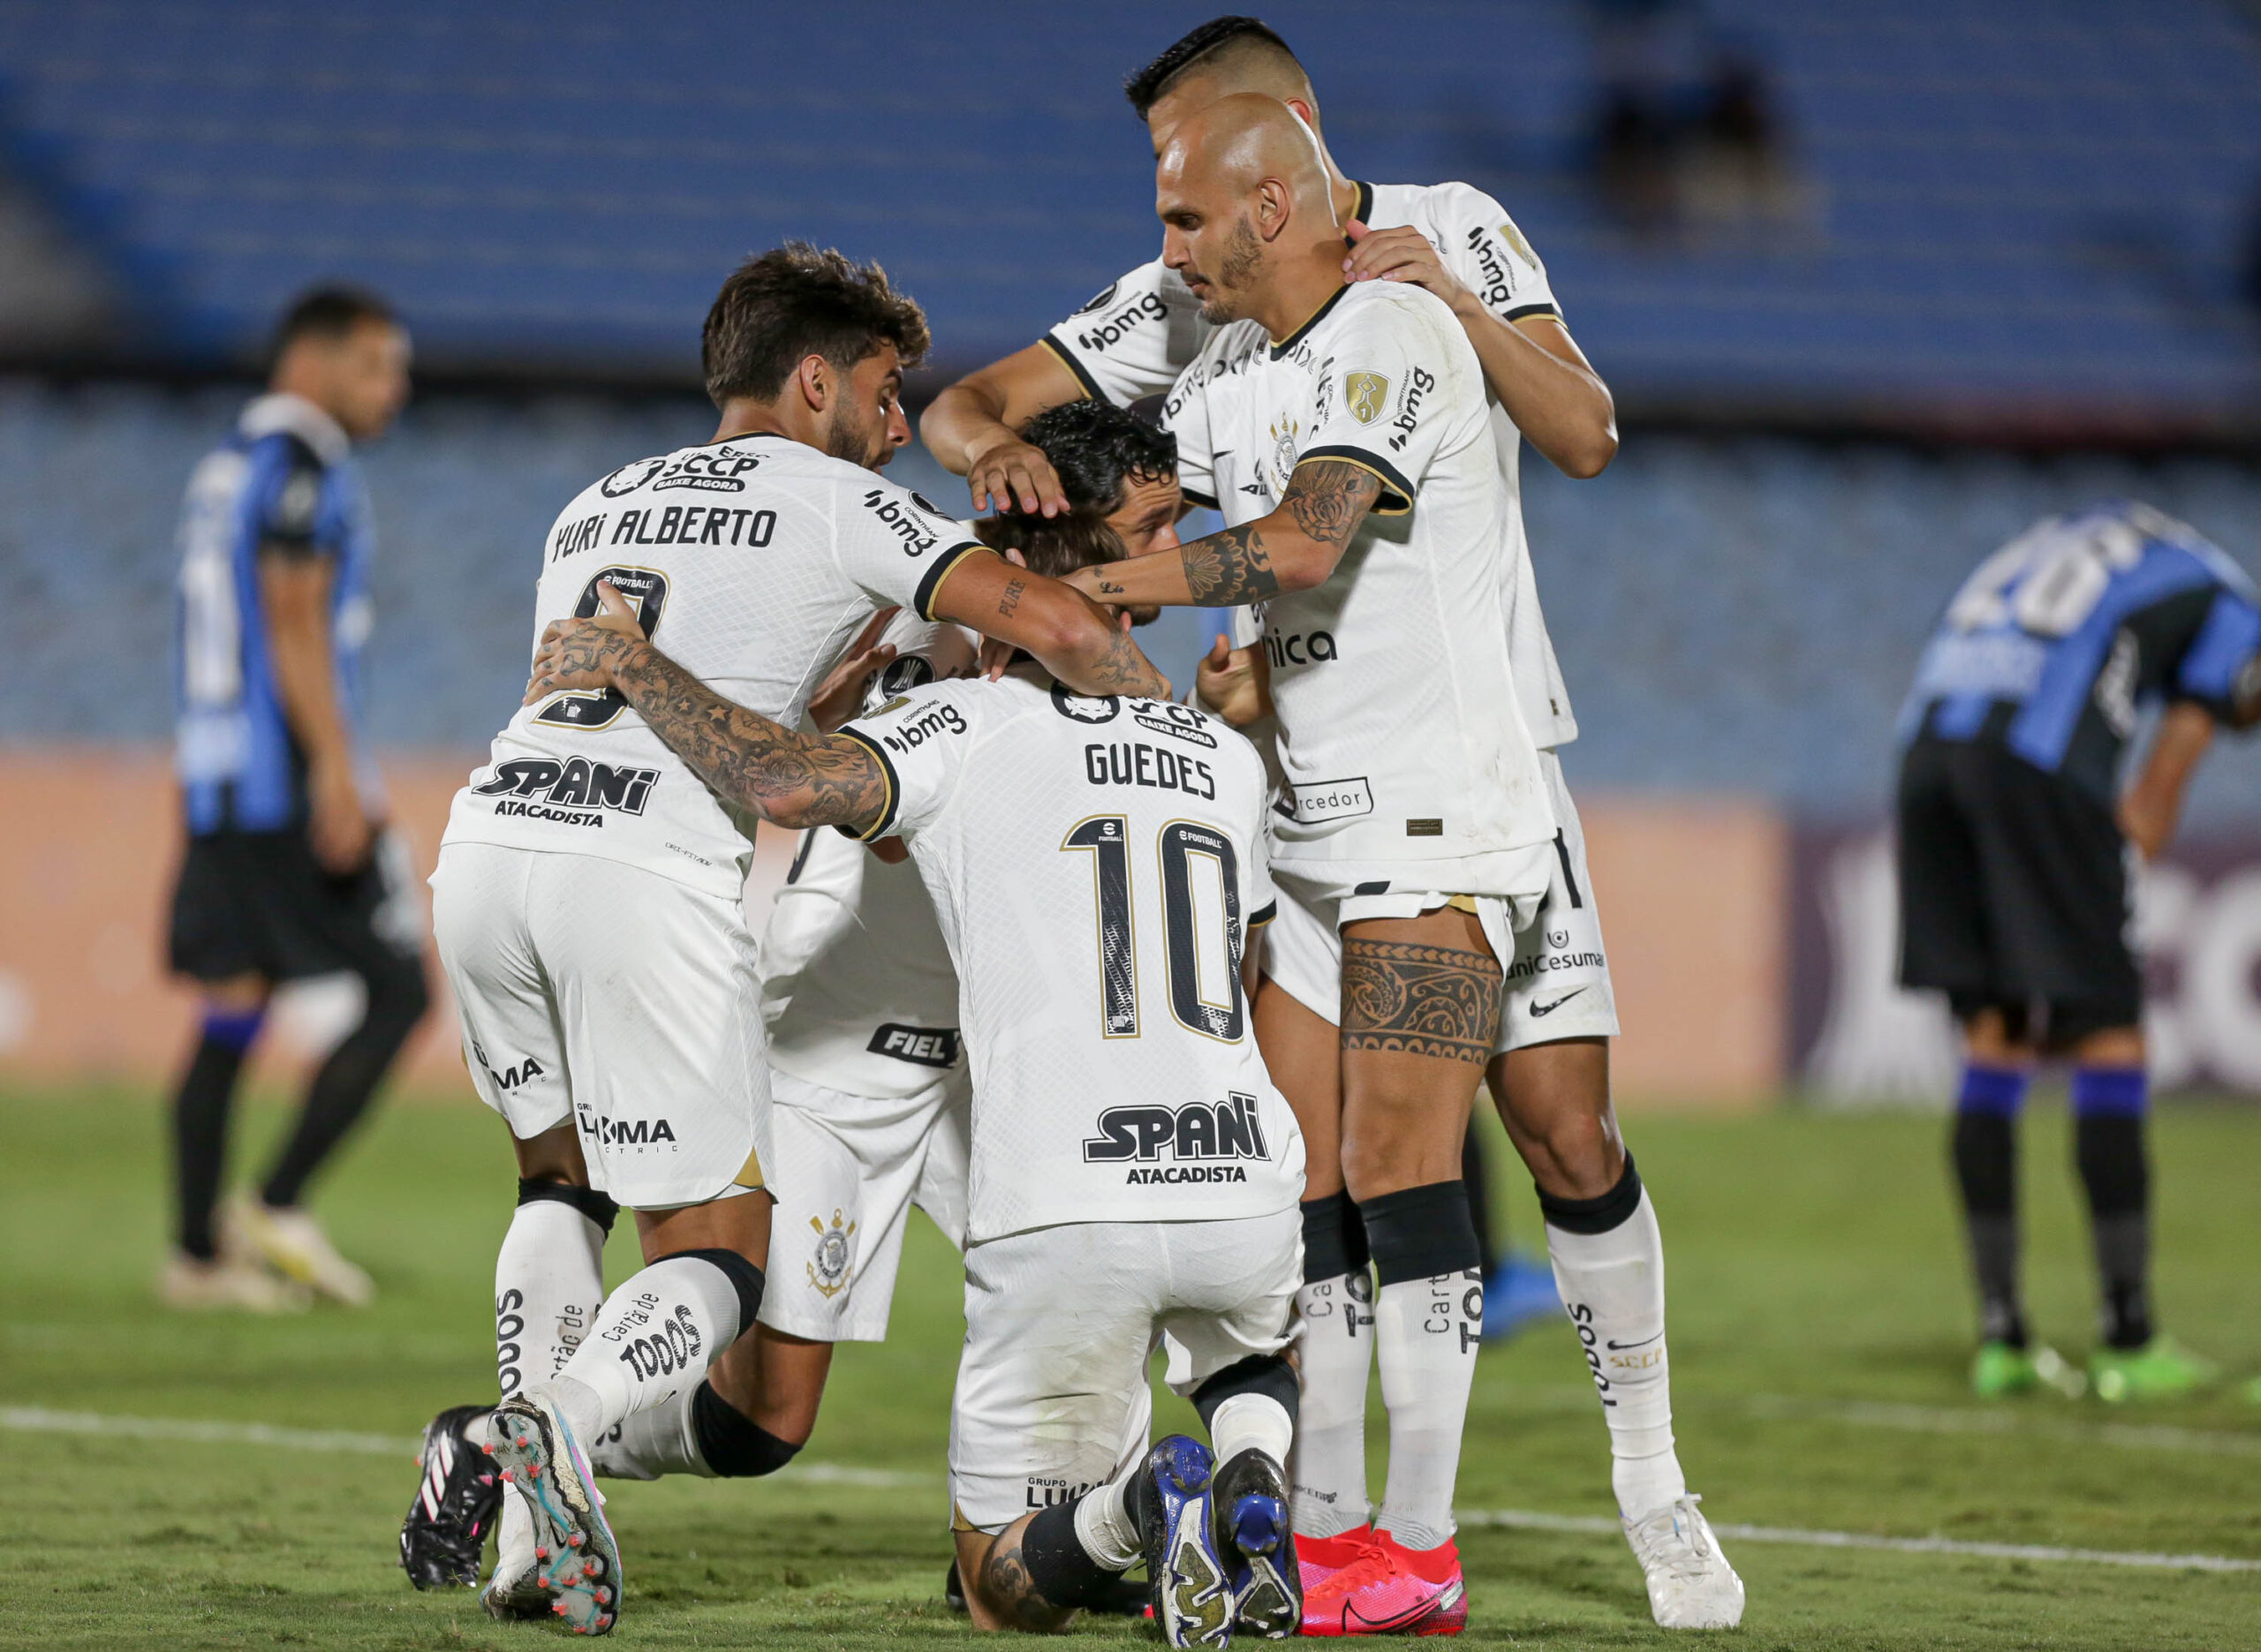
[163, 285, 426, 1313]
[926, 16, 1735, 1630]
[1897, 502, 2261, 1403]
[530, 517, 1302, 1650]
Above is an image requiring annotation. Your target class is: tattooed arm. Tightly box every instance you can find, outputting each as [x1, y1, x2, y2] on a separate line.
[524, 596, 889, 834]
[1063, 459, 1385, 609]
[925, 545, 1171, 698]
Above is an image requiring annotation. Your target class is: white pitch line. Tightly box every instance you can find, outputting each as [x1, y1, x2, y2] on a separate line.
[1737, 1393, 2261, 1460]
[0, 1405, 930, 1487]
[1461, 1508, 2261, 1573]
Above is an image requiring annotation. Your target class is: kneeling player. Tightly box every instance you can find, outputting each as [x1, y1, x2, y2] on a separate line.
[530, 518, 1304, 1647]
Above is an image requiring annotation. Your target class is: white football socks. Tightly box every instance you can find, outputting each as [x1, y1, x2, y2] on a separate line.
[583, 1383, 711, 1480]
[1290, 1271, 1374, 1539]
[541, 1253, 750, 1447]
[1210, 1391, 1294, 1470]
[1544, 1186, 1686, 1520]
[1073, 1477, 1142, 1571]
[494, 1196, 608, 1400]
[1372, 1271, 1482, 1553]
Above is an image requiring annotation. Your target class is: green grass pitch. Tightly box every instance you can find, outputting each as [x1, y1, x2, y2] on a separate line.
[3, 1083, 2257, 1650]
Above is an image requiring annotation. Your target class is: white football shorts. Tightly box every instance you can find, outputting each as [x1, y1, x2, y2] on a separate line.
[949, 1209, 1298, 1534]
[431, 841, 772, 1210]
[758, 1067, 972, 1344]
[1261, 751, 1619, 1052]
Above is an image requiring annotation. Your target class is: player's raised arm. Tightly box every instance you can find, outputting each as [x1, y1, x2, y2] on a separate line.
[526, 585, 892, 837]
[919, 341, 1086, 516]
[1065, 457, 1381, 608]
[922, 543, 1171, 698]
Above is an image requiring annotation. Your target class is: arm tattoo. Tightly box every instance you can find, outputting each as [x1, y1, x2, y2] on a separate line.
[1340, 938, 1502, 1065]
[1182, 521, 1276, 605]
[596, 634, 889, 833]
[1176, 460, 1381, 605]
[996, 577, 1025, 619]
[1282, 459, 1381, 546]
[1078, 623, 1172, 698]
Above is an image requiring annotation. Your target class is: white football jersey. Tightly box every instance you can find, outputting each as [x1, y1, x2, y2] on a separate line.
[1164, 280, 1554, 895]
[1045, 179, 1576, 750]
[836, 668, 1304, 1243]
[442, 436, 985, 901]
[760, 615, 971, 1105]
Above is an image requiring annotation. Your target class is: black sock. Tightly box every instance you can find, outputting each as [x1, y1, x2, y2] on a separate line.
[1360, 1179, 1482, 1286]
[172, 1009, 263, 1259]
[260, 955, 427, 1209]
[1299, 1191, 1369, 1284]
[690, 1381, 802, 1477]
[1020, 1495, 1123, 1611]
[1463, 1121, 1501, 1274]
[1951, 1111, 2024, 1347]
[2074, 1109, 2151, 1350]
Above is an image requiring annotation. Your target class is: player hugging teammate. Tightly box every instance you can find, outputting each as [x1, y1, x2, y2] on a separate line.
[398, 13, 1743, 1641]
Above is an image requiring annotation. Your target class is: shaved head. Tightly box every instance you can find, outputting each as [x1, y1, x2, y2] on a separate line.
[1156, 93, 1342, 328]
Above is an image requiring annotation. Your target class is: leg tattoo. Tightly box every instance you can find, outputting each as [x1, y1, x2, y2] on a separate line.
[1341, 939, 1501, 1066]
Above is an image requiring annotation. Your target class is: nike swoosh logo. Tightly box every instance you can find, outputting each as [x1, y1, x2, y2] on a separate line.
[1344, 1598, 1438, 1633]
[1607, 1331, 1662, 1351]
[1529, 987, 1586, 1018]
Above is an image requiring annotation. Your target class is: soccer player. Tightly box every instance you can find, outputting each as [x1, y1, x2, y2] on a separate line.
[1897, 502, 2261, 1403]
[924, 20, 1731, 1633]
[527, 521, 1304, 1649]
[162, 285, 427, 1312]
[425, 245, 1168, 1634]
[397, 403, 1184, 1604]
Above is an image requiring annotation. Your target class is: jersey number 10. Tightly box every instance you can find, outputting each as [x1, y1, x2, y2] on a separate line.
[1062, 816, 1246, 1044]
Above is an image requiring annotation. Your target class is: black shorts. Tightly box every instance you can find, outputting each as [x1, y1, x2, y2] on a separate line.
[167, 826, 416, 985]
[1895, 734, 2138, 1036]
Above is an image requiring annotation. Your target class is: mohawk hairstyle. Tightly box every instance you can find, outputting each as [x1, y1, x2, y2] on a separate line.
[1017, 399, 1177, 514]
[1123, 15, 1302, 118]
[702, 242, 930, 409]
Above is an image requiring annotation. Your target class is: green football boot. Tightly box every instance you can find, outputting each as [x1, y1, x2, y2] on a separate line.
[2089, 1336, 2219, 1404]
[1970, 1340, 2084, 1399]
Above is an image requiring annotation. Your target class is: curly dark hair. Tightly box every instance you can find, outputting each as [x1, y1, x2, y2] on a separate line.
[701, 243, 930, 409]
[1123, 15, 1302, 118]
[1017, 399, 1177, 513]
[972, 508, 1127, 582]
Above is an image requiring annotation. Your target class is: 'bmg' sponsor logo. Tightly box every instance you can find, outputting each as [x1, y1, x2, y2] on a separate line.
[1084, 1092, 1269, 1183]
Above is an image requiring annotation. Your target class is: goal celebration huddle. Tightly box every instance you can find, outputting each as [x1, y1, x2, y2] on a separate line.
[384, 17, 1743, 1641]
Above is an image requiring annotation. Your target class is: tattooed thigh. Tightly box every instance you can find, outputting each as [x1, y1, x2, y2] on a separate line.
[1339, 938, 1502, 1065]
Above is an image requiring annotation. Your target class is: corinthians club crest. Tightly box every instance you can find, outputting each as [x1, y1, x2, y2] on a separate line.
[807, 1209, 858, 1299]
[1345, 372, 1389, 425]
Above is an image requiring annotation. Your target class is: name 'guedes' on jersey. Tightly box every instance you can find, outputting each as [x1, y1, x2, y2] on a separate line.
[1044, 179, 1577, 751]
[443, 436, 983, 901]
[834, 670, 1304, 1242]
[1164, 279, 1554, 892]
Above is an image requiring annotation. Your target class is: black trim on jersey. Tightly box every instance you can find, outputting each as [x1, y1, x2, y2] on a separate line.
[1505, 301, 1560, 323]
[1297, 445, 1414, 515]
[830, 727, 900, 842]
[914, 539, 987, 622]
[1181, 485, 1221, 510]
[1353, 180, 1375, 223]
[1269, 286, 1350, 361]
[1249, 899, 1278, 928]
[1039, 335, 1108, 404]
[696, 429, 794, 449]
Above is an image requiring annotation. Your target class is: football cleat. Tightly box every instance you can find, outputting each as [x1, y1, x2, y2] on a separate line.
[1128, 1434, 1232, 1649]
[1481, 1255, 1562, 1341]
[223, 1196, 375, 1307]
[486, 1392, 622, 1635]
[1211, 1448, 1299, 1638]
[1301, 1531, 1464, 1636]
[1296, 1526, 1373, 1597]
[1622, 1494, 1744, 1630]
[155, 1249, 309, 1314]
[944, 1558, 968, 1614]
[399, 1404, 502, 1589]
[2090, 1335, 2219, 1404]
[1971, 1340, 2085, 1399]
[481, 1492, 549, 1621]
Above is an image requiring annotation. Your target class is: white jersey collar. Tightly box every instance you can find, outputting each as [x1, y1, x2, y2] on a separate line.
[238, 392, 351, 467]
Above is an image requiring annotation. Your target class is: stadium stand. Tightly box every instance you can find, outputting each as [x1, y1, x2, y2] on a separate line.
[0, 1, 2250, 426]
[4, 382, 2257, 824]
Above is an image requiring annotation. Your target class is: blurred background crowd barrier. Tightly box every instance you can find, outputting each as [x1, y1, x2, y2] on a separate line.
[0, 0, 2257, 1105]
